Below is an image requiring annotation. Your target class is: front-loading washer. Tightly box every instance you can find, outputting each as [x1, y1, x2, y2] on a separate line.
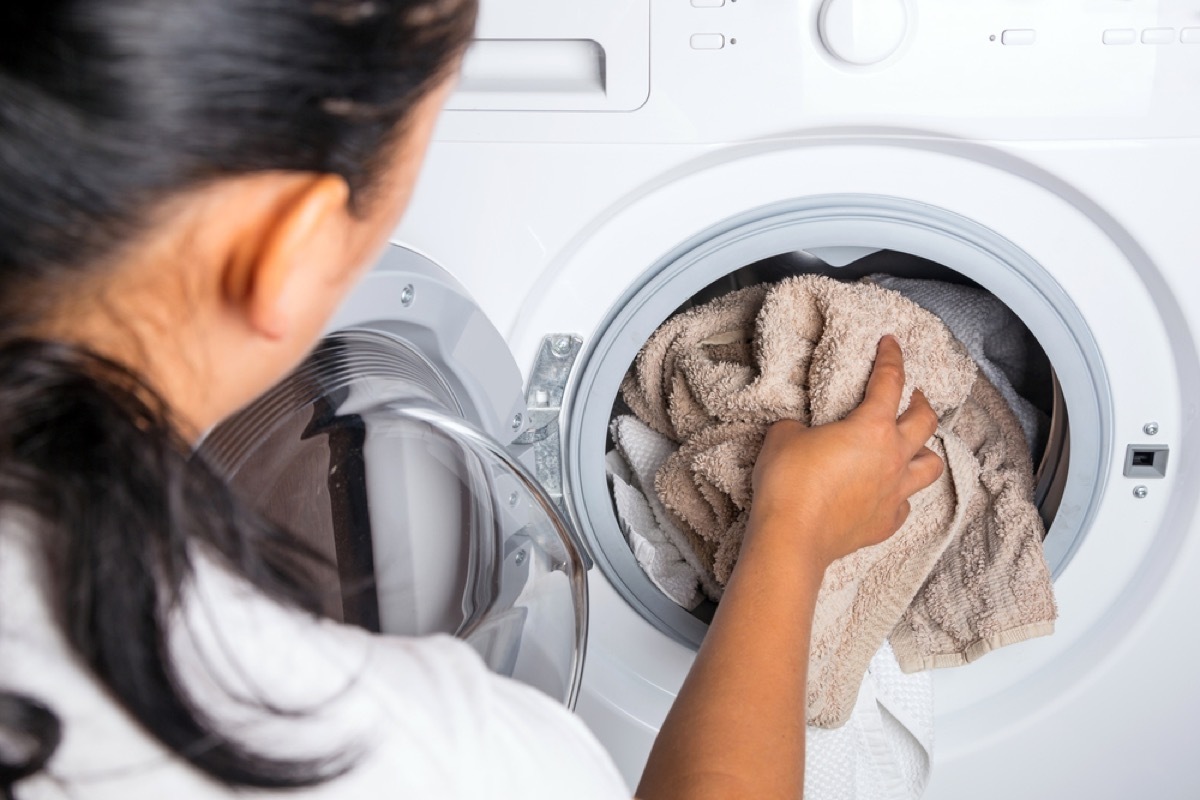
[209, 1, 1200, 797]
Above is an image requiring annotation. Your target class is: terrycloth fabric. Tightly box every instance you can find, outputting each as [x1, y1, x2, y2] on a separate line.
[868, 275, 1049, 456]
[806, 643, 934, 800]
[621, 275, 1056, 727]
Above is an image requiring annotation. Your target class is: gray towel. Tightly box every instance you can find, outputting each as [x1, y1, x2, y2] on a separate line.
[621, 275, 1056, 728]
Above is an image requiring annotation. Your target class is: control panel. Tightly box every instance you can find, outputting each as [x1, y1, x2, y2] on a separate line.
[440, 0, 1200, 143]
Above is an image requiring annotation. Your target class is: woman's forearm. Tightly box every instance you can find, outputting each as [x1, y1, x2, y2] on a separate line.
[636, 516, 825, 800]
[635, 337, 943, 800]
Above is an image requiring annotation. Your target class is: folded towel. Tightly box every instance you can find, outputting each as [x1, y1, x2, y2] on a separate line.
[621, 275, 1056, 727]
[806, 642, 934, 800]
[604, 417, 724, 604]
[605, 416, 720, 608]
[607, 451, 703, 609]
[868, 275, 1049, 456]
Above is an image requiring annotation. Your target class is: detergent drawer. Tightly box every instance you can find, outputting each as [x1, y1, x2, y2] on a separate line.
[448, 0, 649, 112]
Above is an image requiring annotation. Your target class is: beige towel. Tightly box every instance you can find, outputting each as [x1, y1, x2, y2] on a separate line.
[620, 275, 1056, 728]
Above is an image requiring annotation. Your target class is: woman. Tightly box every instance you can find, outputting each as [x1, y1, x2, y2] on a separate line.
[0, 1, 943, 798]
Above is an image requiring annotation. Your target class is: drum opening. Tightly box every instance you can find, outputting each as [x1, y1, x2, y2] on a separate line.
[602, 248, 1069, 627]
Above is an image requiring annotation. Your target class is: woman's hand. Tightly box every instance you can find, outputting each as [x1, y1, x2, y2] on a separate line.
[746, 334, 944, 571]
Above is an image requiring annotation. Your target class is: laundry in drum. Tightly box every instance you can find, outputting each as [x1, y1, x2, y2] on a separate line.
[605, 270, 1058, 729]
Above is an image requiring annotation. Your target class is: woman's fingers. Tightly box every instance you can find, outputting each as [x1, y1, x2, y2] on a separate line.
[747, 335, 948, 562]
[860, 336, 906, 418]
[897, 389, 939, 451]
[860, 337, 945, 500]
[902, 446, 945, 496]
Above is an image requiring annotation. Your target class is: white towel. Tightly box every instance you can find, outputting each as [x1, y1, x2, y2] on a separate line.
[806, 642, 934, 800]
[606, 415, 722, 607]
[606, 451, 703, 609]
[868, 275, 1049, 454]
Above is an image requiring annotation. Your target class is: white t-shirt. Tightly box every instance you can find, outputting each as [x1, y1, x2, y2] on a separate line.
[0, 520, 631, 799]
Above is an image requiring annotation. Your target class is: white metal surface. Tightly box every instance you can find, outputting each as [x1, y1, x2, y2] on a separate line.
[374, 1, 1200, 796]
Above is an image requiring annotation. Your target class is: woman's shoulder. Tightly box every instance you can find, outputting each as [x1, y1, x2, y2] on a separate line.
[179, 553, 630, 798]
[1, 526, 628, 799]
[190, 552, 630, 796]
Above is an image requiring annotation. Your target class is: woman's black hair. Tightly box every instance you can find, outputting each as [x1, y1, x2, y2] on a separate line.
[0, 0, 477, 794]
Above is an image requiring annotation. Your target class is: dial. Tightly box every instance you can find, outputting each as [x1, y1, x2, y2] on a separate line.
[819, 0, 910, 66]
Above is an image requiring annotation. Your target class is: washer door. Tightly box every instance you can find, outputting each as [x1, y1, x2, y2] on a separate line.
[200, 245, 589, 708]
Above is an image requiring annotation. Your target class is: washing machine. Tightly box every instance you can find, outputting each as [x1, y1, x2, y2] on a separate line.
[204, 1, 1200, 797]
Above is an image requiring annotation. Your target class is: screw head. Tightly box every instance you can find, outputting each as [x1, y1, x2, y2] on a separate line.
[400, 284, 415, 307]
[550, 337, 573, 357]
[511, 413, 523, 431]
[1133, 485, 1149, 499]
[508, 491, 519, 507]
[513, 550, 528, 566]
[1143, 422, 1160, 436]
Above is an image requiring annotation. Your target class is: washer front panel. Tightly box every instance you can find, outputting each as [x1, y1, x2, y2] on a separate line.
[497, 142, 1184, 784]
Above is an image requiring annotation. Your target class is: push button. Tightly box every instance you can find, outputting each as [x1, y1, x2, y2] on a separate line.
[1103, 28, 1136, 45]
[1142, 28, 1174, 44]
[1183, 28, 1200, 44]
[1001, 29, 1036, 46]
[690, 33, 726, 50]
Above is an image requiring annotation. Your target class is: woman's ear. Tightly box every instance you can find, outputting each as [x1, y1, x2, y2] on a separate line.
[221, 173, 352, 340]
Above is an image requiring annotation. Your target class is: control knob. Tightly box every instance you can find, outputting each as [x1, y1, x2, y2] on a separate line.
[818, 0, 909, 66]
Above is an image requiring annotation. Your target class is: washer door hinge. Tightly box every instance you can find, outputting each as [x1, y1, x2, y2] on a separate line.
[513, 335, 583, 510]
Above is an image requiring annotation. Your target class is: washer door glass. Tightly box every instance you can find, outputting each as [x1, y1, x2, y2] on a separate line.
[201, 330, 588, 707]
